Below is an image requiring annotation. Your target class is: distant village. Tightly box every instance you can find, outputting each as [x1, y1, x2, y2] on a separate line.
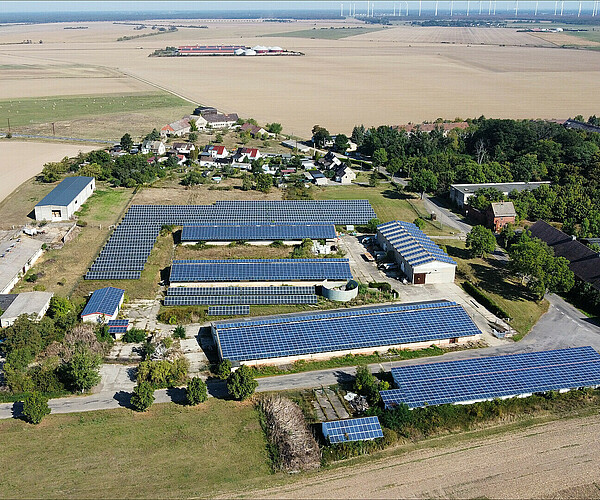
[151, 44, 303, 57]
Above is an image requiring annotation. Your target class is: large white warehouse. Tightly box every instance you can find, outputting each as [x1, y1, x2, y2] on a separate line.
[34, 176, 95, 221]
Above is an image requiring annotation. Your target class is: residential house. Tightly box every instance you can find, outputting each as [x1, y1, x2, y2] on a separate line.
[240, 122, 268, 137]
[318, 151, 342, 171]
[171, 142, 196, 155]
[306, 170, 328, 186]
[334, 165, 356, 185]
[487, 201, 516, 232]
[233, 147, 260, 163]
[203, 145, 229, 158]
[141, 140, 166, 155]
[160, 117, 191, 138]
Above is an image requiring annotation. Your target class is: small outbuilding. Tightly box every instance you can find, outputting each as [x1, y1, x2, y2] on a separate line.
[81, 286, 125, 323]
[0, 291, 53, 327]
[377, 220, 456, 284]
[34, 176, 95, 221]
[488, 201, 516, 232]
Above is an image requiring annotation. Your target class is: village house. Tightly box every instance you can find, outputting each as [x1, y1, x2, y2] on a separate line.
[487, 201, 517, 232]
[240, 122, 269, 137]
[171, 142, 196, 155]
[232, 147, 261, 163]
[202, 145, 229, 159]
[334, 165, 356, 185]
[141, 140, 166, 155]
[318, 151, 342, 170]
[306, 170, 328, 186]
[160, 117, 191, 138]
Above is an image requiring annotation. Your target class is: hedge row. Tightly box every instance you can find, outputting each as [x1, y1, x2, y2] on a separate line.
[461, 281, 511, 320]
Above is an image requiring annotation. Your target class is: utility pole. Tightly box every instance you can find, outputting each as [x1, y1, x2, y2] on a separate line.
[52, 122, 55, 136]
[7, 118, 10, 134]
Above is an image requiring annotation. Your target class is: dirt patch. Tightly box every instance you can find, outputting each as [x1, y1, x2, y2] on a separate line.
[176, 244, 292, 261]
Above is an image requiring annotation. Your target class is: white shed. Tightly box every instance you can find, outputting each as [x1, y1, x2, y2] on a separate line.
[34, 176, 95, 221]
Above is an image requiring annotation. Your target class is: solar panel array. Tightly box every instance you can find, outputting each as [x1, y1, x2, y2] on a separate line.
[181, 224, 336, 242]
[208, 306, 250, 316]
[322, 417, 384, 443]
[212, 300, 481, 362]
[379, 346, 600, 409]
[377, 220, 456, 268]
[81, 287, 125, 317]
[86, 201, 375, 280]
[170, 259, 352, 283]
[165, 285, 318, 306]
[167, 286, 316, 296]
[107, 319, 129, 335]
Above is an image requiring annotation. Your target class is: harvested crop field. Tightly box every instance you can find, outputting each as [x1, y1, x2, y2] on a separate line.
[0, 140, 95, 206]
[1, 21, 599, 137]
[243, 413, 600, 499]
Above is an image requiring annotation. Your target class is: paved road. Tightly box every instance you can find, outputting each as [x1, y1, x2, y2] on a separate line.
[0, 133, 115, 144]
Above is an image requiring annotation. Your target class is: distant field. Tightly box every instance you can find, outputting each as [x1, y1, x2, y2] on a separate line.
[0, 92, 189, 128]
[261, 26, 384, 39]
[0, 400, 272, 499]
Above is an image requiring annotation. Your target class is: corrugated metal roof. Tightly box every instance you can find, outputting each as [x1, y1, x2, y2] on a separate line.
[378, 221, 456, 268]
[36, 176, 94, 207]
[81, 287, 124, 317]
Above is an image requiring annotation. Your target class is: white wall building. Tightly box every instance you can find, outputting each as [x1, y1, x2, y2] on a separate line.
[0, 291, 53, 327]
[34, 176, 95, 221]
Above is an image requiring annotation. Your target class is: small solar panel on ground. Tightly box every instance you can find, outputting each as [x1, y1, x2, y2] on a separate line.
[380, 346, 600, 409]
[208, 305, 250, 316]
[322, 417, 384, 443]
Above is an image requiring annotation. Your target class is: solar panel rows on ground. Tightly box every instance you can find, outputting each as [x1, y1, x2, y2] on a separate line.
[86, 201, 375, 280]
[377, 220, 456, 267]
[169, 259, 352, 283]
[322, 417, 384, 443]
[212, 301, 481, 362]
[208, 305, 250, 316]
[379, 346, 600, 409]
[181, 224, 336, 242]
[167, 285, 316, 296]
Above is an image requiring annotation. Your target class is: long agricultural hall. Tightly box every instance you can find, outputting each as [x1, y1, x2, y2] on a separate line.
[380, 346, 600, 409]
[211, 300, 482, 365]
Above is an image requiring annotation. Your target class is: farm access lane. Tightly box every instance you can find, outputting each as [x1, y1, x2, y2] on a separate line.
[0, 294, 596, 420]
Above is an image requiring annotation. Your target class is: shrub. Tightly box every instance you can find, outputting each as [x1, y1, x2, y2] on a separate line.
[413, 217, 426, 230]
[161, 337, 173, 349]
[216, 358, 232, 380]
[172, 325, 186, 339]
[354, 365, 381, 405]
[122, 328, 147, 343]
[227, 365, 258, 400]
[25, 273, 38, 283]
[186, 377, 208, 405]
[130, 382, 154, 412]
[136, 358, 189, 388]
[22, 392, 51, 424]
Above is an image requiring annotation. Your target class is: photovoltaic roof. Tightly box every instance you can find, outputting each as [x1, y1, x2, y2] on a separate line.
[181, 224, 336, 242]
[212, 300, 481, 362]
[322, 417, 384, 444]
[377, 220, 456, 267]
[81, 287, 124, 317]
[36, 176, 94, 207]
[380, 346, 600, 409]
[170, 259, 352, 283]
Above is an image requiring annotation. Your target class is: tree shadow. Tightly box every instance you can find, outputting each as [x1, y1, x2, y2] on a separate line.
[11, 401, 24, 420]
[331, 370, 355, 386]
[206, 378, 229, 399]
[171, 229, 182, 245]
[446, 244, 472, 260]
[470, 262, 528, 302]
[113, 391, 132, 408]
[166, 387, 187, 405]
[160, 266, 171, 283]
[381, 188, 411, 200]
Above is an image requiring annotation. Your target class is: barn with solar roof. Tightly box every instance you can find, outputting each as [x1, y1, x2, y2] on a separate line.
[376, 220, 456, 284]
[81, 287, 125, 323]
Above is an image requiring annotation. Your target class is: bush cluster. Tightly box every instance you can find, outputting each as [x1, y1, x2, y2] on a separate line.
[136, 358, 189, 389]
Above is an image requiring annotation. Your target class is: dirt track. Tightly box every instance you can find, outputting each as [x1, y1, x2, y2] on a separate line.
[242, 414, 600, 499]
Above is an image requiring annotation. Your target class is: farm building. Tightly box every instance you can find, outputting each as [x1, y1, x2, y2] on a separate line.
[34, 176, 95, 221]
[488, 201, 516, 232]
[211, 300, 481, 366]
[0, 237, 44, 293]
[0, 291, 53, 328]
[180, 224, 336, 245]
[170, 258, 352, 287]
[81, 286, 125, 323]
[529, 220, 600, 291]
[450, 181, 550, 209]
[380, 347, 600, 409]
[376, 221, 456, 284]
[160, 118, 190, 137]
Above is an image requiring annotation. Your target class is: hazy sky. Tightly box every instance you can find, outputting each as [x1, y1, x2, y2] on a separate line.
[0, 1, 589, 14]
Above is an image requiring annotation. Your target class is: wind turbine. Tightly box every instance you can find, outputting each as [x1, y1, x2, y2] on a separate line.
[561, 1, 564, 16]
[535, 0, 539, 16]
[578, 1, 582, 17]
[435, 0, 439, 16]
[467, 0, 470, 16]
[450, 0, 454, 16]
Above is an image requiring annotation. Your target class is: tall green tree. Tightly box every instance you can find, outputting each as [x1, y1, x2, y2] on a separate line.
[407, 169, 438, 198]
[226, 365, 258, 401]
[61, 347, 101, 393]
[311, 125, 331, 148]
[334, 134, 349, 153]
[466, 225, 497, 257]
[120, 133, 133, 151]
[267, 122, 282, 135]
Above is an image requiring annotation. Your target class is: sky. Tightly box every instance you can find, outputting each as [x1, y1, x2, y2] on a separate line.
[0, 1, 591, 14]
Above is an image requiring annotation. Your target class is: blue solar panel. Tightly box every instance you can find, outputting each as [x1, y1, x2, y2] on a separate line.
[164, 294, 318, 306]
[167, 286, 316, 296]
[181, 224, 336, 242]
[378, 220, 456, 267]
[35, 176, 93, 207]
[380, 346, 600, 409]
[322, 417, 384, 443]
[212, 301, 481, 362]
[169, 259, 352, 283]
[81, 287, 124, 317]
[107, 319, 129, 326]
[208, 306, 250, 316]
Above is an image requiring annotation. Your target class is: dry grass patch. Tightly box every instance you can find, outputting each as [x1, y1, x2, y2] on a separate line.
[176, 243, 292, 261]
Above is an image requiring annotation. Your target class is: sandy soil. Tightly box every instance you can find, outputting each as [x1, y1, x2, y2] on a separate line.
[0, 140, 95, 204]
[1, 20, 599, 137]
[530, 31, 600, 47]
[242, 414, 600, 499]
